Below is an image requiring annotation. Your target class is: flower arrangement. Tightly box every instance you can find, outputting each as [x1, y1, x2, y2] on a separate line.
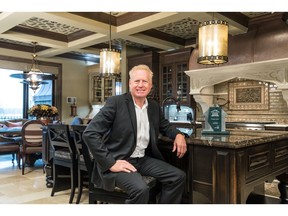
[28, 104, 58, 118]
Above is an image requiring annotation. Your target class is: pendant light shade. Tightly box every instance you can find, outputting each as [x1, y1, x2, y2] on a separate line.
[99, 12, 121, 77]
[198, 20, 229, 65]
[99, 48, 121, 76]
[10, 42, 56, 92]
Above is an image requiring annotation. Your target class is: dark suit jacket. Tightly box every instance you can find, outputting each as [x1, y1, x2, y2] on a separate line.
[82, 92, 180, 191]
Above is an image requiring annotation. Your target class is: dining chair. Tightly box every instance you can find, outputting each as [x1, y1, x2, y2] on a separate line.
[20, 120, 45, 175]
[47, 124, 77, 204]
[71, 124, 89, 204]
[80, 129, 159, 204]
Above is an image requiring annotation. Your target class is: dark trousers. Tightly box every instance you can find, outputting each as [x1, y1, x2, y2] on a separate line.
[114, 156, 186, 204]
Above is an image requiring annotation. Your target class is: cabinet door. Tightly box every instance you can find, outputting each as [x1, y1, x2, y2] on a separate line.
[89, 73, 121, 105]
[162, 65, 173, 99]
[160, 48, 192, 106]
[176, 63, 188, 102]
[91, 75, 103, 104]
[104, 78, 113, 102]
[161, 63, 189, 104]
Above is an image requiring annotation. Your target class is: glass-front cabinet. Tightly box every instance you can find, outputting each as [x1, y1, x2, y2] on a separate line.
[162, 65, 173, 99]
[89, 72, 121, 105]
[160, 48, 191, 105]
[176, 63, 188, 102]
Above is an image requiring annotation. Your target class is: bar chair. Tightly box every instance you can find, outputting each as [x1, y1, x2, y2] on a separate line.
[79, 129, 158, 204]
[71, 124, 89, 204]
[47, 124, 77, 204]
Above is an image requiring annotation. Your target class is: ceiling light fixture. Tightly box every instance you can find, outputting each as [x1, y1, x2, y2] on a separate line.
[10, 42, 56, 92]
[197, 18, 229, 65]
[99, 12, 121, 77]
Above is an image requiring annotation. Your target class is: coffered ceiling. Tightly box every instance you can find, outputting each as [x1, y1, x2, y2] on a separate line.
[0, 12, 285, 63]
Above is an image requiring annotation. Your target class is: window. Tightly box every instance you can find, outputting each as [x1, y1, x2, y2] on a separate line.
[0, 68, 53, 120]
[0, 69, 23, 120]
[29, 80, 53, 106]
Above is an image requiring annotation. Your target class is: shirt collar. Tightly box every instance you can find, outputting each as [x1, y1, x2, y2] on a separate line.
[132, 98, 148, 110]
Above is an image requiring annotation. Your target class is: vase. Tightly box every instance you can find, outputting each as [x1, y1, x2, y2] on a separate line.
[39, 117, 52, 125]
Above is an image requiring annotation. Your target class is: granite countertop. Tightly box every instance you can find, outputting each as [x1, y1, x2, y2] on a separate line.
[159, 129, 288, 149]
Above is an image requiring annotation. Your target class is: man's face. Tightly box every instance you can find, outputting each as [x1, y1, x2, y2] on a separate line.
[129, 69, 152, 99]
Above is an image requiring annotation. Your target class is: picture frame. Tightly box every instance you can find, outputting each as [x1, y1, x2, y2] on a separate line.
[228, 81, 269, 110]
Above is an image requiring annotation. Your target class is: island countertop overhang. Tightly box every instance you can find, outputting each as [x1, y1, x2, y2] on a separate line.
[159, 129, 288, 149]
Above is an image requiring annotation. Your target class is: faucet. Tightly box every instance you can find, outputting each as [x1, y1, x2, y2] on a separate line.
[162, 96, 181, 112]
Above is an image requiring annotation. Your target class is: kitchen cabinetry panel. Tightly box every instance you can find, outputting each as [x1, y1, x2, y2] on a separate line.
[160, 48, 192, 105]
[89, 72, 121, 105]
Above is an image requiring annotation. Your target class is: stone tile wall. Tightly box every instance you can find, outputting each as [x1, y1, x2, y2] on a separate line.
[195, 79, 288, 124]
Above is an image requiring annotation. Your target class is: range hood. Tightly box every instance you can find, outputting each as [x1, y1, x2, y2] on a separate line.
[185, 13, 288, 114]
[185, 57, 288, 113]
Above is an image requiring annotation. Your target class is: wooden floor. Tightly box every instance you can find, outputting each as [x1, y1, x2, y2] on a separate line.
[0, 154, 88, 204]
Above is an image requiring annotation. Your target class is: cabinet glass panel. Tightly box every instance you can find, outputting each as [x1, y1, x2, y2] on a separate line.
[90, 74, 121, 105]
[104, 78, 113, 101]
[115, 76, 122, 95]
[162, 65, 173, 99]
[93, 76, 102, 103]
[176, 63, 188, 102]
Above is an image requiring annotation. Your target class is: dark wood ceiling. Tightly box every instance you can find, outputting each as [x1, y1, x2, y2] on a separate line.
[0, 12, 286, 63]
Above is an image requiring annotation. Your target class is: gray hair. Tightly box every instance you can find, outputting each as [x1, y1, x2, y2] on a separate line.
[129, 64, 153, 81]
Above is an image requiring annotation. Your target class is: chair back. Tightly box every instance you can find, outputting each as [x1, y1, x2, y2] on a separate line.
[47, 124, 76, 160]
[71, 125, 86, 156]
[21, 120, 45, 151]
[71, 125, 92, 172]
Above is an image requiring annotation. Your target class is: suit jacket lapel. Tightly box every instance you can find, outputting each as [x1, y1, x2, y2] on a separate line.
[125, 93, 137, 136]
[147, 100, 156, 145]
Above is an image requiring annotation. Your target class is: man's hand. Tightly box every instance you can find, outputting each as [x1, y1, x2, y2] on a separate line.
[172, 133, 187, 158]
[109, 160, 137, 173]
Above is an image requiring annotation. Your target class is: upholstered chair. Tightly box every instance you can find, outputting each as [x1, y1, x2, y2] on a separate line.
[20, 120, 45, 175]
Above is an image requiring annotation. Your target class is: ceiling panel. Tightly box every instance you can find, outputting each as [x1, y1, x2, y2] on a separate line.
[0, 12, 284, 63]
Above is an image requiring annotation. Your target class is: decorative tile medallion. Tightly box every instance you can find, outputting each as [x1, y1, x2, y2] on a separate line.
[229, 81, 270, 110]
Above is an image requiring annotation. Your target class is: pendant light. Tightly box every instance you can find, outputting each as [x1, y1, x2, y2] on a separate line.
[197, 18, 229, 65]
[99, 12, 121, 77]
[10, 42, 56, 92]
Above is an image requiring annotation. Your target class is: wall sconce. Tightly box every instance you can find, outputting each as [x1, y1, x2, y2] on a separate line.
[198, 20, 229, 65]
[67, 97, 77, 117]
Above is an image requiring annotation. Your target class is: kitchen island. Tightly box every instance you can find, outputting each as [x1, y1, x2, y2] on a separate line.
[159, 129, 288, 204]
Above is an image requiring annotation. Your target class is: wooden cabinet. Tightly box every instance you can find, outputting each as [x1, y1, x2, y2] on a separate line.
[159, 129, 288, 204]
[127, 51, 159, 102]
[89, 72, 121, 105]
[126, 49, 195, 108]
[160, 48, 192, 105]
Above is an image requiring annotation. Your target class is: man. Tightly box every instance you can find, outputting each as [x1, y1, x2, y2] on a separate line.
[83, 64, 187, 204]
